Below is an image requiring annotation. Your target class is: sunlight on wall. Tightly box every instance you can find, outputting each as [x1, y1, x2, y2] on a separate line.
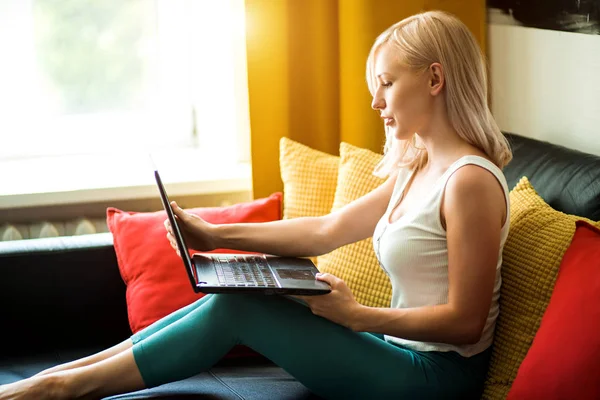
[489, 22, 600, 155]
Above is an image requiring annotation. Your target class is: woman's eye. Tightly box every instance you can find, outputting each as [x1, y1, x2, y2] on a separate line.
[382, 82, 392, 88]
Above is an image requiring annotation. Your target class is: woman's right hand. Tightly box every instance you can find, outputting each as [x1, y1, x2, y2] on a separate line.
[164, 201, 218, 257]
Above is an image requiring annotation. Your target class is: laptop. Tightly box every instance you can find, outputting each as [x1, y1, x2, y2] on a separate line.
[154, 170, 331, 296]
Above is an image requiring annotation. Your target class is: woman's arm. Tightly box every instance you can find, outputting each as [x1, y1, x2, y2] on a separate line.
[173, 171, 398, 258]
[352, 304, 483, 345]
[349, 165, 506, 345]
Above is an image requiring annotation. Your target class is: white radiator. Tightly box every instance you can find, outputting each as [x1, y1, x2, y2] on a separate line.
[0, 218, 109, 241]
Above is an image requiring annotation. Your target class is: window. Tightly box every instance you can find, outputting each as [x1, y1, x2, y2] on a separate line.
[0, 0, 251, 204]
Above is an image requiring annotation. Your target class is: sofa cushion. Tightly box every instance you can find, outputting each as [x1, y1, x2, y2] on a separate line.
[279, 137, 339, 265]
[279, 137, 339, 221]
[0, 348, 321, 400]
[0, 233, 130, 357]
[482, 177, 600, 399]
[106, 193, 282, 335]
[503, 133, 600, 221]
[316, 142, 391, 308]
[506, 220, 600, 400]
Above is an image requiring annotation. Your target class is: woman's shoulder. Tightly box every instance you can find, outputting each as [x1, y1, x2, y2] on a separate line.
[443, 146, 505, 182]
[443, 156, 509, 226]
[446, 153, 507, 194]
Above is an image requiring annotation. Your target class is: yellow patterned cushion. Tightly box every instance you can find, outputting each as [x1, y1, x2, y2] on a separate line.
[279, 137, 339, 221]
[279, 137, 339, 265]
[316, 142, 392, 308]
[482, 176, 600, 399]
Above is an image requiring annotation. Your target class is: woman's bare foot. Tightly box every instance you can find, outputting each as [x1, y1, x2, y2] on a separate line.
[0, 374, 69, 400]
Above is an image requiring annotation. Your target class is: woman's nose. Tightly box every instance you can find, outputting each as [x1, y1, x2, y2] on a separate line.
[371, 95, 385, 110]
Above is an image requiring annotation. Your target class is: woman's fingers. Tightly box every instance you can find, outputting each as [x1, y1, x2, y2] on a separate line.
[163, 218, 173, 234]
[165, 217, 185, 258]
[166, 232, 177, 250]
[170, 201, 188, 222]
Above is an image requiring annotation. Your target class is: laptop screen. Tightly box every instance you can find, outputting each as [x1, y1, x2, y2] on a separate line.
[154, 170, 197, 287]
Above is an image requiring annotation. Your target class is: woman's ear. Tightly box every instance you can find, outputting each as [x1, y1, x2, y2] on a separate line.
[428, 63, 444, 96]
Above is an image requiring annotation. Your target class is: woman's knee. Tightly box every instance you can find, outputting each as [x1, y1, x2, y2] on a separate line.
[206, 293, 255, 319]
[208, 293, 299, 322]
[209, 293, 272, 312]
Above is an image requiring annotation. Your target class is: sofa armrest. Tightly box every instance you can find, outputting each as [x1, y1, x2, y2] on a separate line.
[0, 233, 131, 357]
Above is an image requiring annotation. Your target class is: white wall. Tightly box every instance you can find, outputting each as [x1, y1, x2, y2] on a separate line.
[488, 18, 600, 156]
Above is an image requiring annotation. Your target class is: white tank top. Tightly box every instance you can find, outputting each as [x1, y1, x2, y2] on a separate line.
[372, 155, 510, 357]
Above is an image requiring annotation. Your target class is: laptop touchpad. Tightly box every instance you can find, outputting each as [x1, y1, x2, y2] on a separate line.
[276, 269, 314, 280]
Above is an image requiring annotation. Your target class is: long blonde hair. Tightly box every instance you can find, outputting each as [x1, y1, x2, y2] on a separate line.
[367, 11, 512, 177]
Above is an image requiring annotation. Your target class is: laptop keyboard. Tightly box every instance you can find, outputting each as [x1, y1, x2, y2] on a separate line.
[214, 255, 277, 287]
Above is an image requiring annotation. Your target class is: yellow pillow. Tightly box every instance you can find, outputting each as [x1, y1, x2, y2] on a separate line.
[482, 176, 600, 399]
[316, 142, 391, 308]
[279, 137, 339, 221]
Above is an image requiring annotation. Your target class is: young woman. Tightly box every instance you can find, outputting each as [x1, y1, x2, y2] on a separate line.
[0, 10, 511, 400]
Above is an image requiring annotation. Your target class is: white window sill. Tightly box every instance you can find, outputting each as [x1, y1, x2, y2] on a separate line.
[0, 149, 253, 210]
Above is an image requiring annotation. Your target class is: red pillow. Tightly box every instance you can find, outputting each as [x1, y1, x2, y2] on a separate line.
[507, 220, 600, 400]
[106, 192, 282, 335]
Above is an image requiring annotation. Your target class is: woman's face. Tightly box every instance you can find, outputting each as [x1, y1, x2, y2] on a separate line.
[371, 44, 436, 141]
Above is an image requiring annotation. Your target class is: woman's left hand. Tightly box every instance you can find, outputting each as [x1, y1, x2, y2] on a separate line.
[294, 273, 364, 330]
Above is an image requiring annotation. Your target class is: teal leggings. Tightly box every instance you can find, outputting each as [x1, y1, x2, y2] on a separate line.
[131, 294, 491, 400]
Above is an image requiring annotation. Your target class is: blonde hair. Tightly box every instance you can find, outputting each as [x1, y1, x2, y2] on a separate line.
[367, 11, 512, 177]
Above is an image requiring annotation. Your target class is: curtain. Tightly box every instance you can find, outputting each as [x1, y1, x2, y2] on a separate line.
[245, 0, 486, 199]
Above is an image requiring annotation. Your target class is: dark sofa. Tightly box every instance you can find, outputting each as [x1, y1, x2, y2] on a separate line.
[1, 133, 599, 399]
